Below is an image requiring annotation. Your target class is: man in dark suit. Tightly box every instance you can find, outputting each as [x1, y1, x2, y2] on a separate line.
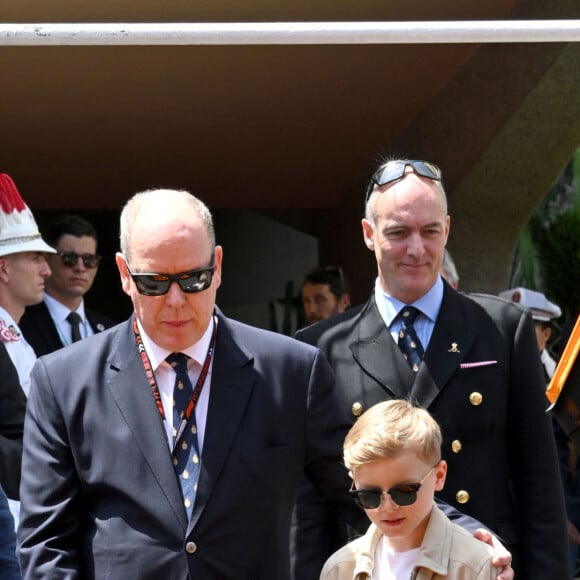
[17, 188, 368, 579]
[20, 215, 115, 356]
[293, 159, 569, 578]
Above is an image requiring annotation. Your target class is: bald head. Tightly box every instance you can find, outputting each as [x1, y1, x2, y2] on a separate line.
[119, 189, 215, 261]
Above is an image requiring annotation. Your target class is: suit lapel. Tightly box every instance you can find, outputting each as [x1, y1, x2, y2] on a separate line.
[35, 302, 65, 351]
[106, 319, 188, 531]
[411, 286, 475, 408]
[188, 312, 255, 533]
[86, 310, 108, 334]
[350, 299, 414, 399]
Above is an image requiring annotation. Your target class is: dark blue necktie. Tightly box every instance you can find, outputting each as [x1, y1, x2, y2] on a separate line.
[166, 352, 201, 520]
[398, 307, 424, 373]
[66, 311, 82, 343]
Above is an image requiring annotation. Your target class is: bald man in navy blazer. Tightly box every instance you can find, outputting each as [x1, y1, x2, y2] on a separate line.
[17, 189, 367, 579]
[293, 159, 568, 579]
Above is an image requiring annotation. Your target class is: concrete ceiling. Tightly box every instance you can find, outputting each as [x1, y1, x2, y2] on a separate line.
[2, 0, 518, 210]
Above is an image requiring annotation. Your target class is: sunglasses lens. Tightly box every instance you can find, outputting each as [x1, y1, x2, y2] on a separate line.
[389, 485, 419, 507]
[82, 255, 101, 268]
[374, 165, 405, 187]
[350, 490, 381, 510]
[177, 269, 214, 293]
[413, 161, 441, 181]
[134, 276, 170, 296]
[60, 252, 78, 267]
[131, 268, 214, 296]
[59, 252, 101, 268]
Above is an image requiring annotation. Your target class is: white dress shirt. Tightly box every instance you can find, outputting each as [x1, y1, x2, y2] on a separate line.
[136, 317, 216, 454]
[44, 292, 94, 345]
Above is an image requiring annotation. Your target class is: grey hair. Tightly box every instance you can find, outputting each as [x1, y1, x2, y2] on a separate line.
[119, 189, 216, 261]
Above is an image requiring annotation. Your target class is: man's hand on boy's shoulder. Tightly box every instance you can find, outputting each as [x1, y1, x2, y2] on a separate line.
[473, 528, 514, 580]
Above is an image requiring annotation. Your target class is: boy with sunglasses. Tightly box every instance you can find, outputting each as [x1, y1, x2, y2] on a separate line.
[321, 399, 499, 580]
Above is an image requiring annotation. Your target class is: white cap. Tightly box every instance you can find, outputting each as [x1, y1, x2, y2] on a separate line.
[0, 174, 56, 257]
[499, 287, 562, 322]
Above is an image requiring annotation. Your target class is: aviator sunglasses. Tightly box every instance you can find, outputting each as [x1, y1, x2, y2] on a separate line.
[349, 464, 439, 509]
[365, 160, 442, 202]
[125, 256, 215, 296]
[57, 251, 102, 269]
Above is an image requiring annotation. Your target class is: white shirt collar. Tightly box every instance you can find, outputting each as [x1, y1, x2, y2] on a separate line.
[374, 276, 444, 327]
[44, 292, 87, 324]
[136, 315, 217, 372]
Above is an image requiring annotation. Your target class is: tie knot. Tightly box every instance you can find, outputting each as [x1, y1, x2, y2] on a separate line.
[166, 352, 190, 373]
[400, 306, 421, 325]
[66, 311, 82, 325]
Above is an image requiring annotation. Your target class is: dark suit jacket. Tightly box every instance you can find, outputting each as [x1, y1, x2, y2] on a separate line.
[0, 341, 25, 500]
[19, 301, 116, 357]
[17, 309, 366, 579]
[295, 284, 569, 579]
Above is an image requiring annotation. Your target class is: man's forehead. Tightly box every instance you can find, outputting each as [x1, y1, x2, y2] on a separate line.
[302, 282, 334, 296]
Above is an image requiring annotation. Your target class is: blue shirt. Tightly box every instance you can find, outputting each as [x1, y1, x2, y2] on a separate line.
[373, 276, 444, 350]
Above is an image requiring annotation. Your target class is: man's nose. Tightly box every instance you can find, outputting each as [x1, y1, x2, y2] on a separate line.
[164, 280, 187, 305]
[407, 233, 426, 256]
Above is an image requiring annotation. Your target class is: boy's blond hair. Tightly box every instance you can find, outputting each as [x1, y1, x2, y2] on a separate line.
[344, 399, 441, 471]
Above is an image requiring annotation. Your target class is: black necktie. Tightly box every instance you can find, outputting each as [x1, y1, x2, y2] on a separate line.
[166, 352, 201, 519]
[66, 312, 82, 343]
[398, 307, 424, 373]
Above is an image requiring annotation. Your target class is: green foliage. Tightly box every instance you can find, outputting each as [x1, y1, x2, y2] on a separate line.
[531, 210, 580, 321]
[511, 147, 580, 325]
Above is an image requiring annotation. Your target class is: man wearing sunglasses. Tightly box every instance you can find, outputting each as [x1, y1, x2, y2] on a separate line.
[20, 214, 116, 357]
[17, 189, 368, 579]
[294, 159, 568, 579]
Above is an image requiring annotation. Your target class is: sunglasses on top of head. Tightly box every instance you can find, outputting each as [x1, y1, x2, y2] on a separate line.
[57, 251, 102, 269]
[349, 463, 439, 509]
[365, 160, 442, 202]
[125, 255, 215, 296]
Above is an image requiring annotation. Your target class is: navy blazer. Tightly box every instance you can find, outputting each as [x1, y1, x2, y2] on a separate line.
[17, 309, 366, 579]
[19, 301, 116, 357]
[294, 283, 569, 579]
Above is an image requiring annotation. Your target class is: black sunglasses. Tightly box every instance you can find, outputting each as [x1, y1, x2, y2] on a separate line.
[125, 257, 215, 296]
[349, 464, 438, 509]
[57, 251, 102, 269]
[365, 160, 442, 202]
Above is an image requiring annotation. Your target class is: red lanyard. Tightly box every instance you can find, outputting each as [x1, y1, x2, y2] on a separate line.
[133, 315, 217, 452]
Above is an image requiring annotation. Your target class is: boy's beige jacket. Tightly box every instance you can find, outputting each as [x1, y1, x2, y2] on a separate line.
[319, 504, 499, 580]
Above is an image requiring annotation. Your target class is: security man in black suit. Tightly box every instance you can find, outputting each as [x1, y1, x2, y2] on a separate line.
[20, 215, 115, 355]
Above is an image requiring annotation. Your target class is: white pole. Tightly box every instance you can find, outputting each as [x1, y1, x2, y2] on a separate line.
[0, 20, 580, 46]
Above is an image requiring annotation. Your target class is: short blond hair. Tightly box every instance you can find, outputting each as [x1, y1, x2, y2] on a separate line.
[344, 400, 441, 471]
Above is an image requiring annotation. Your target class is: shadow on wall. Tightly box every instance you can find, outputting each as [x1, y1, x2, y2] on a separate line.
[215, 210, 317, 332]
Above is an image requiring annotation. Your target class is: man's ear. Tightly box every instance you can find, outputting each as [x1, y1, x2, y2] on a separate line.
[361, 219, 375, 251]
[338, 293, 351, 313]
[434, 460, 447, 492]
[115, 252, 131, 297]
[0, 258, 9, 283]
